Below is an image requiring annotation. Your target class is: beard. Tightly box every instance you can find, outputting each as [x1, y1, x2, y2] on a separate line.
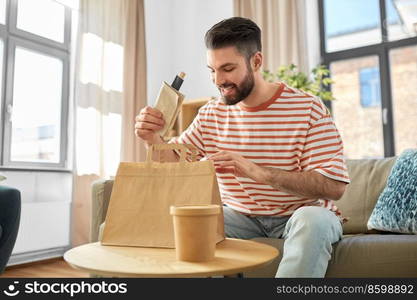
[218, 67, 255, 106]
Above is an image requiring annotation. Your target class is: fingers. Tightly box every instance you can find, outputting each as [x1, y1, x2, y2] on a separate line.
[209, 155, 230, 162]
[135, 121, 163, 131]
[208, 150, 227, 157]
[207, 151, 246, 177]
[212, 160, 236, 174]
[136, 107, 165, 125]
[136, 113, 164, 126]
[216, 161, 236, 168]
[134, 106, 165, 141]
[135, 128, 154, 139]
[140, 106, 164, 119]
[207, 151, 232, 161]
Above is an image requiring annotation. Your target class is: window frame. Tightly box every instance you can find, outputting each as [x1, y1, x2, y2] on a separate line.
[318, 0, 417, 157]
[9, 0, 72, 51]
[0, 0, 71, 170]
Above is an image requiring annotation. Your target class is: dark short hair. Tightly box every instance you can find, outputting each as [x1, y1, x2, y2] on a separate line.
[205, 17, 261, 61]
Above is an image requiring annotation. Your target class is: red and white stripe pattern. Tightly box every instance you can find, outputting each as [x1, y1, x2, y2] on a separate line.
[170, 82, 350, 219]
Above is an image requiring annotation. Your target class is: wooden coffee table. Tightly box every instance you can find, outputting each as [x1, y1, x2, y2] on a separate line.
[64, 238, 278, 277]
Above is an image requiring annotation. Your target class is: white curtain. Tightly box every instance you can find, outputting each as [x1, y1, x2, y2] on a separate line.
[234, 0, 310, 73]
[72, 0, 147, 246]
[74, 0, 126, 178]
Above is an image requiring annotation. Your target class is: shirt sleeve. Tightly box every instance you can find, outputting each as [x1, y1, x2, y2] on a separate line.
[169, 109, 206, 161]
[300, 113, 350, 184]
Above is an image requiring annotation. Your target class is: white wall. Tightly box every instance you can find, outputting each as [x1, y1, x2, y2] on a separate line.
[1, 170, 72, 264]
[305, 0, 321, 72]
[144, 0, 233, 105]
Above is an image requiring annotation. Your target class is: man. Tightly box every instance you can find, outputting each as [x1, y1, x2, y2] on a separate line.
[134, 17, 350, 277]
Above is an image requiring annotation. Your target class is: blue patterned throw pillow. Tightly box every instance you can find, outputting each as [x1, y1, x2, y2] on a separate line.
[367, 149, 417, 234]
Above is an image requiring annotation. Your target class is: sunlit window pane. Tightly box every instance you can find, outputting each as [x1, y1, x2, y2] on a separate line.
[17, 0, 65, 43]
[330, 56, 384, 159]
[388, 0, 417, 41]
[390, 46, 417, 154]
[324, 0, 381, 52]
[0, 0, 6, 24]
[10, 47, 63, 163]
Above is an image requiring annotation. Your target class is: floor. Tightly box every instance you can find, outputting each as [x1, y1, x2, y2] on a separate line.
[0, 258, 89, 278]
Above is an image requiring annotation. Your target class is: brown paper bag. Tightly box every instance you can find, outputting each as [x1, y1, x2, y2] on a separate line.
[154, 81, 184, 137]
[101, 144, 225, 248]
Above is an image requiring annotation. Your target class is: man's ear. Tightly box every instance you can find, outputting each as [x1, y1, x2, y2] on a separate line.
[252, 52, 263, 71]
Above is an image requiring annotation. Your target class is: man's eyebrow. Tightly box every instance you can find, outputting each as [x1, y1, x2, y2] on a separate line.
[207, 63, 238, 70]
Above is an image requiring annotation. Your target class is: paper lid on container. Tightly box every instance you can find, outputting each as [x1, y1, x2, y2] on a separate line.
[170, 205, 221, 216]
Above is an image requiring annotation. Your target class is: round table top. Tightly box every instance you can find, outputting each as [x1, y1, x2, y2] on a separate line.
[64, 238, 279, 277]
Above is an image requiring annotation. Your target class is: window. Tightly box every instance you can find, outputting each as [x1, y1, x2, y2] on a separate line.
[330, 57, 384, 159]
[319, 0, 417, 158]
[323, 0, 382, 52]
[0, 0, 71, 169]
[389, 45, 417, 155]
[359, 67, 381, 108]
[16, 0, 66, 43]
[388, 0, 417, 41]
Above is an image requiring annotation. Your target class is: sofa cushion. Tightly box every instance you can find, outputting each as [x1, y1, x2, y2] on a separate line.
[244, 235, 417, 277]
[336, 157, 396, 234]
[367, 149, 417, 234]
[326, 234, 417, 277]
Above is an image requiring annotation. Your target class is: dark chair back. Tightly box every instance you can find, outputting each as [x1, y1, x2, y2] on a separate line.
[0, 186, 21, 273]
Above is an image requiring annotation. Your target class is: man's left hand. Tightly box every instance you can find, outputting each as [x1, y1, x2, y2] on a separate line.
[207, 150, 267, 183]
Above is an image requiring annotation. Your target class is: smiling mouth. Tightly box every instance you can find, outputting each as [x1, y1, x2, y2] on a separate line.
[220, 85, 236, 96]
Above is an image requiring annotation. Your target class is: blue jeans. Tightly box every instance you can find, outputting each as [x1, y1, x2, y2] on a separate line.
[223, 205, 343, 277]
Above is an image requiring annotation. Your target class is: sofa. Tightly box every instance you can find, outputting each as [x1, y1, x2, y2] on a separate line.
[90, 157, 417, 277]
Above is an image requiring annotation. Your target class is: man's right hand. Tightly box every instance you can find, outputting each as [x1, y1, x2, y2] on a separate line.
[134, 106, 165, 145]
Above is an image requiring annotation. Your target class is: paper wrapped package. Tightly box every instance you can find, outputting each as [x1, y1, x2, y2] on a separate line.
[154, 81, 184, 137]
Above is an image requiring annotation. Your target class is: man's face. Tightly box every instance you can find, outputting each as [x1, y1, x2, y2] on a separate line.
[207, 46, 255, 105]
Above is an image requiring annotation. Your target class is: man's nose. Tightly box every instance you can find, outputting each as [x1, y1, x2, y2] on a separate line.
[213, 72, 225, 86]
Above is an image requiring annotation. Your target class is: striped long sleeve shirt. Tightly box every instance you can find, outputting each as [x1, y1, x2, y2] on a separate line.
[170, 82, 350, 220]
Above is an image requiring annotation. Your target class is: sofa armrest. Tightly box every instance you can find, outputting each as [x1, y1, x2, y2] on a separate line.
[90, 179, 114, 242]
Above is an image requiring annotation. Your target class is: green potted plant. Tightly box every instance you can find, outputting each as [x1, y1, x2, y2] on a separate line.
[263, 63, 335, 101]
